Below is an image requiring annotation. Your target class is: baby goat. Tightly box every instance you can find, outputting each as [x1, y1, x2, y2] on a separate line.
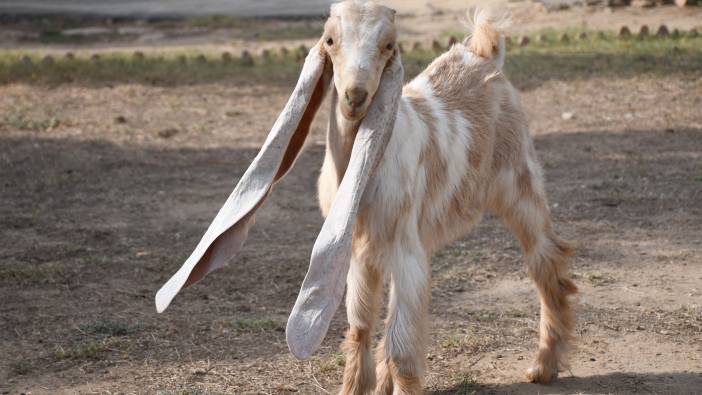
[156, 2, 577, 394]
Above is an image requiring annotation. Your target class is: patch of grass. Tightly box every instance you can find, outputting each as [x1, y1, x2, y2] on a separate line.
[228, 317, 282, 333]
[252, 24, 323, 41]
[585, 271, 615, 287]
[449, 372, 480, 395]
[440, 333, 491, 353]
[0, 263, 69, 286]
[0, 29, 700, 87]
[317, 352, 345, 373]
[79, 319, 142, 337]
[9, 360, 33, 376]
[156, 389, 226, 395]
[1, 112, 60, 132]
[55, 340, 112, 360]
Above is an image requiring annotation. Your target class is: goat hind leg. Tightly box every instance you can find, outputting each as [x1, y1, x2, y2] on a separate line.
[495, 170, 577, 384]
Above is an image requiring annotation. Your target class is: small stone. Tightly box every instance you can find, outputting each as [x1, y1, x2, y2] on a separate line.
[561, 111, 575, 121]
[590, 357, 596, 361]
[114, 116, 127, 124]
[517, 355, 524, 360]
[158, 128, 179, 138]
[631, 0, 655, 7]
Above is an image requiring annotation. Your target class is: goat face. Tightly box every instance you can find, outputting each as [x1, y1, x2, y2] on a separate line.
[324, 1, 397, 121]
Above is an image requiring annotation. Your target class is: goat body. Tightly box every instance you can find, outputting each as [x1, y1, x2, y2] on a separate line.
[318, 10, 576, 394]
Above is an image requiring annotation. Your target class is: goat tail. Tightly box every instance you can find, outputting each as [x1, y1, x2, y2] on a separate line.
[464, 7, 510, 68]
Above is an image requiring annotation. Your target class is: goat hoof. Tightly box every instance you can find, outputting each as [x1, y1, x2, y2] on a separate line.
[525, 365, 558, 384]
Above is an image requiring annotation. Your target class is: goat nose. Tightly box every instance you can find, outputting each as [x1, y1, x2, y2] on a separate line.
[345, 87, 368, 108]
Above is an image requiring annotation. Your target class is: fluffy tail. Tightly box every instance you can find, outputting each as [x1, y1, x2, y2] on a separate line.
[465, 7, 510, 68]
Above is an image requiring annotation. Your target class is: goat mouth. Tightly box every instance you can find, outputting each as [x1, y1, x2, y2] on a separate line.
[341, 105, 369, 121]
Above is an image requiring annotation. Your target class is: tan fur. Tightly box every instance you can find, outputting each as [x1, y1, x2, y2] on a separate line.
[316, 2, 576, 393]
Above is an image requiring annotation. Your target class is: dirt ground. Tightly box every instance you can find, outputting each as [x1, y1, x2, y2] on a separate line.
[1, 4, 702, 395]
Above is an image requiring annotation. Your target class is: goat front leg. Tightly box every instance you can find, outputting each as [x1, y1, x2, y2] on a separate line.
[376, 242, 430, 395]
[340, 257, 383, 395]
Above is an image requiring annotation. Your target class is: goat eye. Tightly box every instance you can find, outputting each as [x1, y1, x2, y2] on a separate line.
[386, 43, 394, 51]
[326, 37, 334, 46]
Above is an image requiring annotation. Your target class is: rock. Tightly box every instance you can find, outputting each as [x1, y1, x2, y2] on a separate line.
[639, 25, 649, 37]
[114, 116, 127, 124]
[561, 111, 575, 121]
[619, 26, 632, 37]
[656, 25, 670, 37]
[240, 50, 254, 66]
[448, 36, 458, 48]
[295, 45, 308, 61]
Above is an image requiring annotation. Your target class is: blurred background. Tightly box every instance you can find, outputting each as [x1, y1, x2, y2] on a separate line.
[1, 1, 701, 394]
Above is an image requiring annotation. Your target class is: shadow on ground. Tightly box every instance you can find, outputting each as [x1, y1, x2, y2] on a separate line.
[432, 372, 702, 395]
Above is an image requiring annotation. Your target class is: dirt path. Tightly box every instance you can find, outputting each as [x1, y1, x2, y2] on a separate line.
[1, 61, 701, 394]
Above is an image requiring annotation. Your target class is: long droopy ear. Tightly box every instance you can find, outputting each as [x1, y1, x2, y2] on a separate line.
[155, 43, 331, 313]
[286, 53, 404, 359]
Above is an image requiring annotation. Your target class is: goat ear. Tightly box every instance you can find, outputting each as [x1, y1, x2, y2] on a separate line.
[286, 53, 404, 359]
[155, 42, 331, 314]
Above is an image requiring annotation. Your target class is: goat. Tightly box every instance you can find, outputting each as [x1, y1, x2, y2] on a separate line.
[156, 2, 577, 394]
